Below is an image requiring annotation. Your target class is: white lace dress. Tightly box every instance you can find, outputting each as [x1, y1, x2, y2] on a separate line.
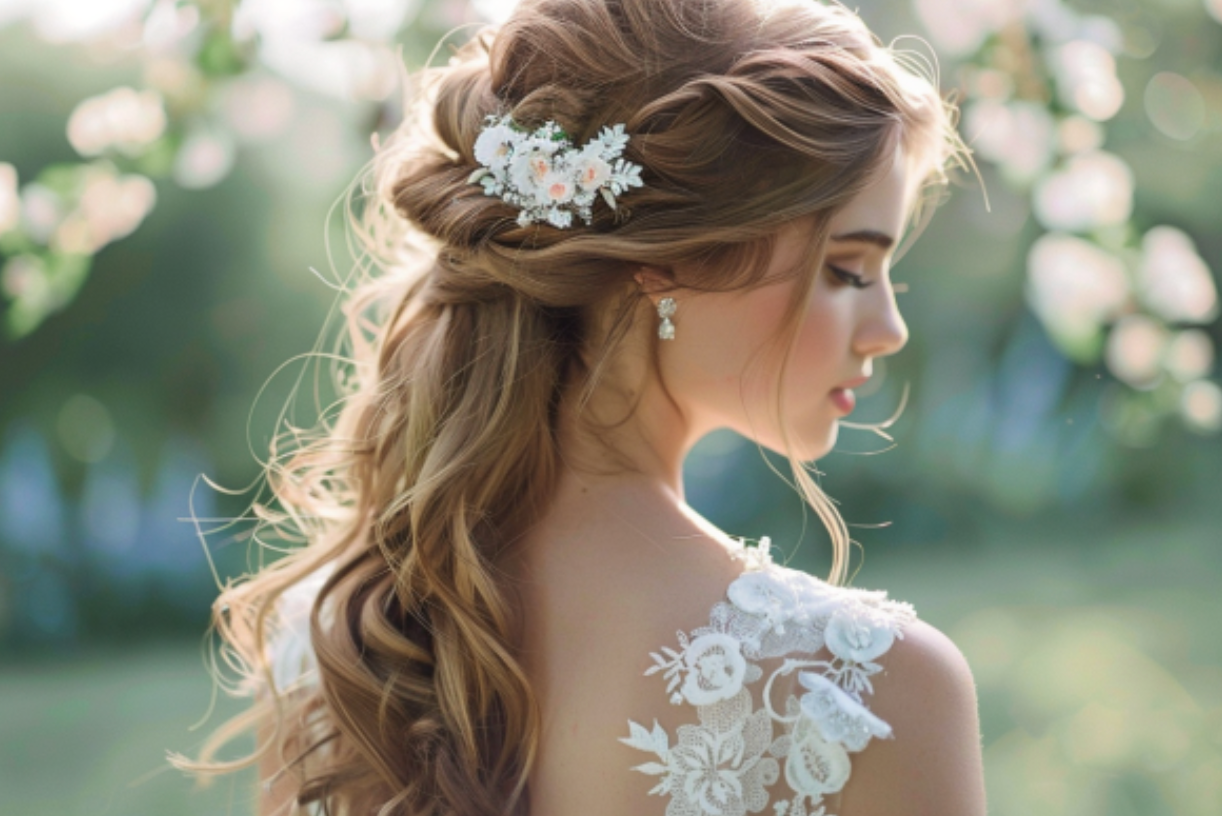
[263, 537, 915, 816]
[619, 537, 915, 816]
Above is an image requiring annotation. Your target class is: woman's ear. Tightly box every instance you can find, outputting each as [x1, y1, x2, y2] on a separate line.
[633, 265, 676, 306]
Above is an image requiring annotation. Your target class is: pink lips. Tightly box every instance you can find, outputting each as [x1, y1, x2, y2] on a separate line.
[829, 387, 856, 414]
[830, 374, 870, 415]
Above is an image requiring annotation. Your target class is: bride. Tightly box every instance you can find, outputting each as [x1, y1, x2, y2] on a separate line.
[176, 0, 987, 813]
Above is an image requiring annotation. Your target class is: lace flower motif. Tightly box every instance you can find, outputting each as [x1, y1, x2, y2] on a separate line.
[796, 672, 892, 752]
[625, 543, 915, 816]
[467, 114, 644, 229]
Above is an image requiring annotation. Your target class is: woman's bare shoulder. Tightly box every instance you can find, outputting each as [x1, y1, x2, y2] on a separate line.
[834, 617, 988, 815]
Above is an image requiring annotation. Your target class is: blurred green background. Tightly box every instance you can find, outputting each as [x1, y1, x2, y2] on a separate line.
[1, 0, 1220, 814]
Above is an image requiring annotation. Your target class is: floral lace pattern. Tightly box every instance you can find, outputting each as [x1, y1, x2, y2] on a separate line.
[620, 537, 916, 816]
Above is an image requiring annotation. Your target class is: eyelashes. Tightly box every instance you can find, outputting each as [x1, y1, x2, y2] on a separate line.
[827, 264, 874, 289]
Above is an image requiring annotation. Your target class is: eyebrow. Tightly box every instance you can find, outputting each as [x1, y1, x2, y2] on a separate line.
[829, 230, 895, 250]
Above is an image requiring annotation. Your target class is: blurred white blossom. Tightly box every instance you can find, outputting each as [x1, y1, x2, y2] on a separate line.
[1164, 330, 1215, 383]
[1, 255, 49, 302]
[1138, 226, 1218, 324]
[1181, 380, 1222, 433]
[67, 87, 167, 158]
[1033, 150, 1133, 232]
[913, 0, 1029, 57]
[52, 166, 157, 255]
[1050, 40, 1125, 122]
[172, 125, 236, 189]
[222, 75, 297, 143]
[26, 0, 151, 44]
[19, 183, 64, 244]
[965, 99, 1056, 183]
[1056, 115, 1103, 155]
[0, 162, 18, 234]
[142, 0, 200, 54]
[1026, 233, 1130, 347]
[1106, 314, 1169, 389]
[233, 0, 417, 101]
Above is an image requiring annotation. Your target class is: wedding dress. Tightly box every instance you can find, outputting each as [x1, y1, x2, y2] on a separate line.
[264, 536, 916, 816]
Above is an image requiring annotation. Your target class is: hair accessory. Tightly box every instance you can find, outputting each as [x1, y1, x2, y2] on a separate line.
[657, 296, 676, 341]
[466, 114, 644, 229]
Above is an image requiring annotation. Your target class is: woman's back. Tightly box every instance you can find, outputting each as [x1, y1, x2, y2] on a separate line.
[496, 485, 985, 815]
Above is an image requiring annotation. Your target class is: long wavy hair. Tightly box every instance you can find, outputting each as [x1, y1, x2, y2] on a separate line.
[172, 1, 968, 814]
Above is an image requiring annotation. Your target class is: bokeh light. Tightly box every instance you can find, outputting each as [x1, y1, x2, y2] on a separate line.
[1052, 39, 1125, 122]
[1139, 226, 1218, 325]
[18, 183, 63, 244]
[0, 162, 17, 234]
[141, 0, 199, 54]
[1033, 150, 1133, 232]
[26, 0, 151, 44]
[1106, 314, 1169, 389]
[66, 86, 167, 158]
[172, 125, 235, 189]
[965, 99, 1055, 182]
[1144, 72, 1207, 141]
[913, 0, 1025, 57]
[52, 165, 157, 255]
[1026, 233, 1130, 349]
[222, 75, 297, 143]
[1056, 115, 1104, 155]
[1164, 329, 1216, 383]
[57, 394, 116, 464]
[1181, 380, 1222, 433]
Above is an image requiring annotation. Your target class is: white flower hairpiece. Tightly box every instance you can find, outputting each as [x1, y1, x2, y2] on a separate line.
[466, 114, 645, 229]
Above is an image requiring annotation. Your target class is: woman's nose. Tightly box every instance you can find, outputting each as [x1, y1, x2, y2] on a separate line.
[853, 282, 909, 359]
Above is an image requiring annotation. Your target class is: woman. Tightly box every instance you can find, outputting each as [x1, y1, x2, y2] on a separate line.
[176, 0, 986, 813]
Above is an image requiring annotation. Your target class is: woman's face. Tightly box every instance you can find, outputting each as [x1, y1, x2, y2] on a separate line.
[659, 145, 923, 461]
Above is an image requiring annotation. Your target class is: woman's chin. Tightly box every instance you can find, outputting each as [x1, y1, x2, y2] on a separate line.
[788, 420, 840, 462]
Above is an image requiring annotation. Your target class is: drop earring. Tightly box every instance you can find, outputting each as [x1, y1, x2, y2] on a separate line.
[657, 296, 676, 340]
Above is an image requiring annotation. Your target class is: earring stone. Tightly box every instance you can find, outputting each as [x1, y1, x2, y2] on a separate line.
[657, 296, 676, 341]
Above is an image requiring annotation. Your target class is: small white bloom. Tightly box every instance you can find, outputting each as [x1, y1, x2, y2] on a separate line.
[823, 605, 896, 664]
[797, 671, 892, 752]
[784, 709, 852, 797]
[681, 632, 748, 705]
[538, 170, 576, 205]
[573, 148, 612, 191]
[473, 123, 516, 170]
[727, 569, 798, 634]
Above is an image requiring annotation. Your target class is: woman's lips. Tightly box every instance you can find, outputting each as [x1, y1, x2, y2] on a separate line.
[829, 387, 856, 414]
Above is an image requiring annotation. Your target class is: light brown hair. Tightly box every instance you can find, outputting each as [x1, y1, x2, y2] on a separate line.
[173, 1, 967, 813]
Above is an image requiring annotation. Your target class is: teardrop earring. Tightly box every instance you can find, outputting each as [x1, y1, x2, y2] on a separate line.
[657, 296, 676, 340]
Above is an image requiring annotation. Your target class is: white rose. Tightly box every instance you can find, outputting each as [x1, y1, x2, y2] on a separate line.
[473, 124, 516, 170]
[727, 569, 799, 634]
[823, 605, 896, 664]
[537, 170, 576, 206]
[509, 149, 552, 197]
[680, 632, 748, 705]
[573, 148, 612, 191]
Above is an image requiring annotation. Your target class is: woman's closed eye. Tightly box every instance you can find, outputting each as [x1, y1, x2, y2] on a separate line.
[827, 263, 874, 289]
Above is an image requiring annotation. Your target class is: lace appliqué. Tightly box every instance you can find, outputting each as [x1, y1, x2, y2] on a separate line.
[621, 537, 915, 816]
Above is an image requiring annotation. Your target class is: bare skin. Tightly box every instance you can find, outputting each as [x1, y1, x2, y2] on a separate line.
[503, 144, 987, 815]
